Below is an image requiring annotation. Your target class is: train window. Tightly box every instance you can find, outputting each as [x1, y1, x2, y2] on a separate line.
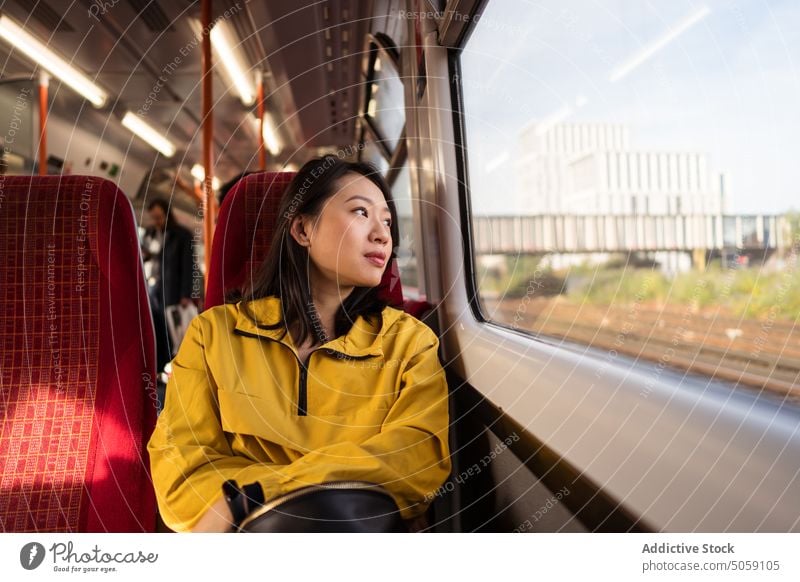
[366, 53, 405, 154]
[361, 34, 405, 157]
[390, 163, 419, 292]
[359, 33, 405, 181]
[356, 31, 416, 294]
[359, 123, 391, 176]
[459, 1, 800, 403]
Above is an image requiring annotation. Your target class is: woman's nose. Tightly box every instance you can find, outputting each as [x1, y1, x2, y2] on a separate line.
[371, 230, 387, 244]
[371, 221, 389, 244]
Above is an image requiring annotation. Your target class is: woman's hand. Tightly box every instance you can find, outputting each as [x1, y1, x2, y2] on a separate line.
[192, 496, 234, 533]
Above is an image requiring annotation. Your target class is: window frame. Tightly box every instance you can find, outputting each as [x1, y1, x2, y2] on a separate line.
[357, 33, 407, 171]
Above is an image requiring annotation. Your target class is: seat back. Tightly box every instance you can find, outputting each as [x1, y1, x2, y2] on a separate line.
[0, 176, 157, 532]
[205, 171, 405, 310]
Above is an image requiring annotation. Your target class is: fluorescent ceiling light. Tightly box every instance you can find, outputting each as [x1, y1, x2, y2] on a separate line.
[251, 114, 281, 155]
[0, 15, 108, 107]
[210, 21, 255, 106]
[191, 164, 220, 190]
[121, 112, 176, 157]
[609, 5, 711, 83]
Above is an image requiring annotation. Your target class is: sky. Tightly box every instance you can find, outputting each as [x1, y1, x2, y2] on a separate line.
[460, 0, 800, 215]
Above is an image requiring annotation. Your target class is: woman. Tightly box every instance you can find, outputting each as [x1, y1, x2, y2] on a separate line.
[147, 156, 452, 532]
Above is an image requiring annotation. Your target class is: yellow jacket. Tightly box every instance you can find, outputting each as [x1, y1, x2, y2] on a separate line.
[147, 296, 451, 532]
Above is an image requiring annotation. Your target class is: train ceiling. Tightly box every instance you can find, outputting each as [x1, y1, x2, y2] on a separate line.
[0, 0, 387, 181]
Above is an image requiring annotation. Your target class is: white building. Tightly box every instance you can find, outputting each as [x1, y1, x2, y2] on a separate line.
[517, 122, 726, 216]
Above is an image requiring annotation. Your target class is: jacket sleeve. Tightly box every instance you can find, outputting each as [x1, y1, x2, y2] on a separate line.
[147, 317, 291, 532]
[258, 330, 452, 520]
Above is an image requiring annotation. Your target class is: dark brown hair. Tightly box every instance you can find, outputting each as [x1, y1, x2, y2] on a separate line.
[238, 156, 400, 347]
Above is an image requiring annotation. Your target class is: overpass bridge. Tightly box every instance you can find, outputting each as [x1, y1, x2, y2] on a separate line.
[472, 214, 786, 261]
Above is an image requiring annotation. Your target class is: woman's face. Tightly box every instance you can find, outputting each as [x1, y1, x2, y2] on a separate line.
[292, 172, 393, 296]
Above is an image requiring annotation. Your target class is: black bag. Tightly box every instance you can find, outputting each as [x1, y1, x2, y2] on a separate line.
[238, 481, 408, 533]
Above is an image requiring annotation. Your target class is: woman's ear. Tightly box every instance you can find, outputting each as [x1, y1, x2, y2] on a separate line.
[289, 214, 313, 248]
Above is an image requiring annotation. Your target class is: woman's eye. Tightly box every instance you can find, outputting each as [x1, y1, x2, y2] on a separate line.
[354, 207, 391, 227]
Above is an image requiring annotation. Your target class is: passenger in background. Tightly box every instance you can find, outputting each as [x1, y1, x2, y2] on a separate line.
[141, 199, 197, 378]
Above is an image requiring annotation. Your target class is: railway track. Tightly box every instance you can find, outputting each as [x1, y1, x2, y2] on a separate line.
[485, 297, 800, 402]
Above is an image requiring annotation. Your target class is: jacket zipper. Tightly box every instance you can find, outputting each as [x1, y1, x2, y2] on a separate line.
[234, 329, 310, 416]
[233, 329, 375, 417]
[297, 362, 308, 416]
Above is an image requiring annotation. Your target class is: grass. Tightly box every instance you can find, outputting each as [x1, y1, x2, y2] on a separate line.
[479, 254, 800, 322]
[567, 263, 800, 321]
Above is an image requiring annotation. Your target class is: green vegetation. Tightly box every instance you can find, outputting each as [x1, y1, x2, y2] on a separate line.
[479, 252, 800, 321]
[478, 255, 566, 298]
[567, 263, 800, 321]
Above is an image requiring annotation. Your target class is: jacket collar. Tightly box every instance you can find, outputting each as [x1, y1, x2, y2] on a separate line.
[234, 295, 400, 358]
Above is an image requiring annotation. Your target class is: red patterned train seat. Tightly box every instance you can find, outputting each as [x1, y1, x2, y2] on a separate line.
[0, 176, 157, 532]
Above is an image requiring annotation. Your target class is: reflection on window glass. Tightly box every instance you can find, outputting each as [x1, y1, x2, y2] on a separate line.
[460, 0, 800, 403]
[426, 0, 447, 13]
[390, 164, 419, 292]
[368, 55, 405, 154]
[361, 131, 390, 176]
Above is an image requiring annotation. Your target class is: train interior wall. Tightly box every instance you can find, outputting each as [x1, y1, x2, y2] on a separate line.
[433, 375, 587, 533]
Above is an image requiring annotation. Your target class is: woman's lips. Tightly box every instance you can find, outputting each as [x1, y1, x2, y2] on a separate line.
[365, 255, 386, 267]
